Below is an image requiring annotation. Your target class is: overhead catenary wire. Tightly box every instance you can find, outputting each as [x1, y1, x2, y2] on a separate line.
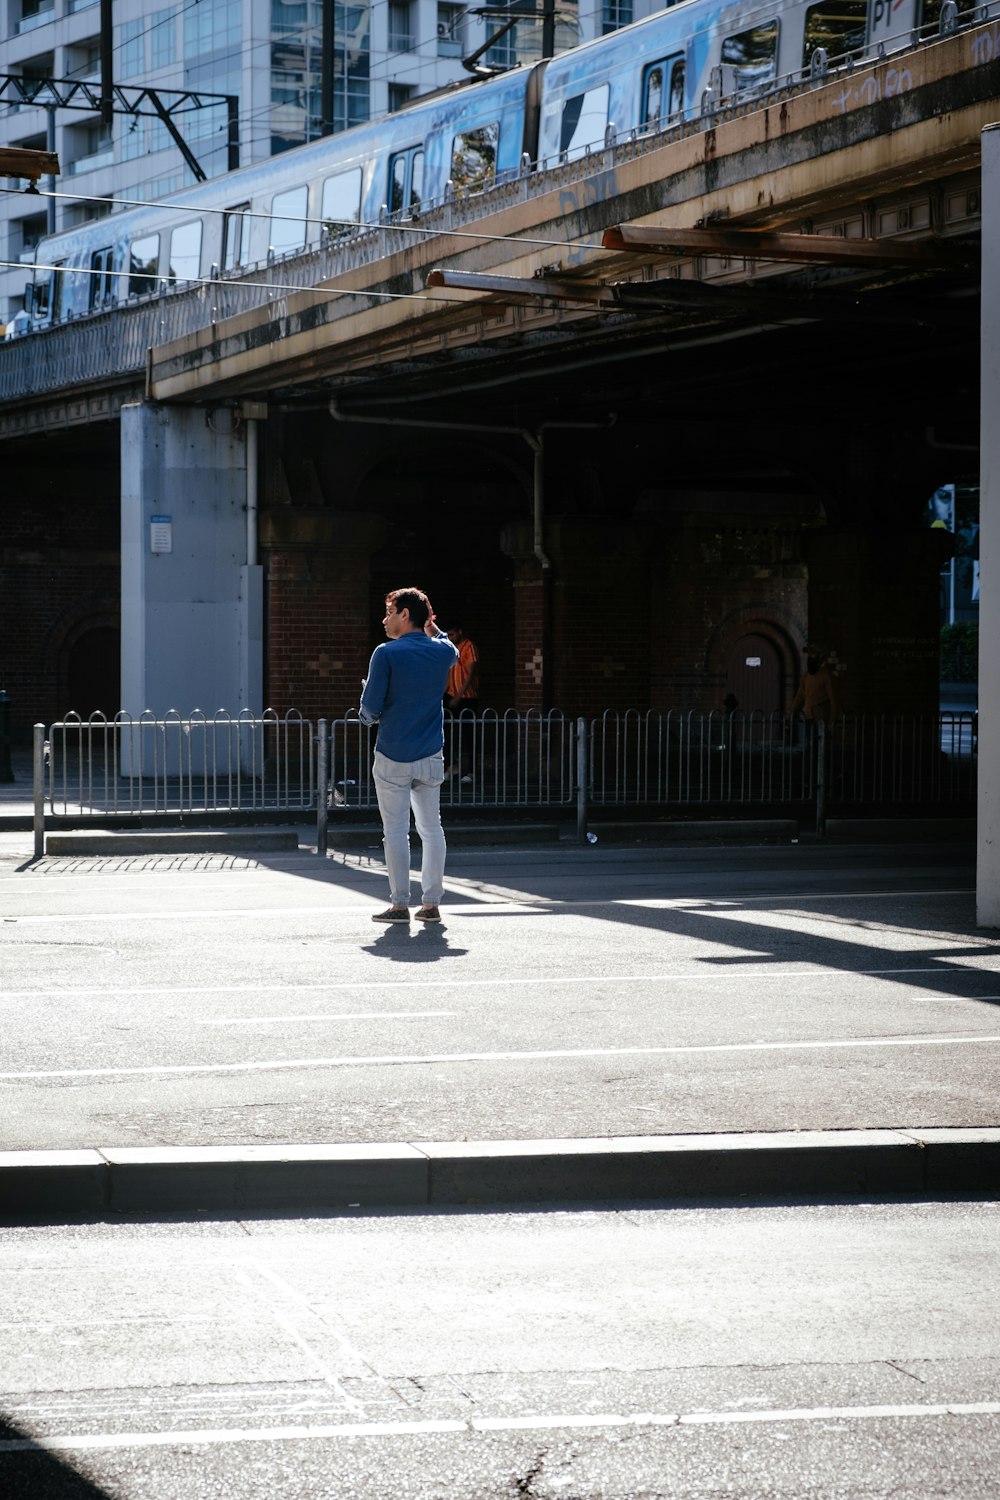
[0, 184, 611, 256]
[0, 255, 615, 310]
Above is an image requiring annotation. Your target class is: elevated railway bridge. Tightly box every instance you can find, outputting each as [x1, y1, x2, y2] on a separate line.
[1, 13, 998, 913]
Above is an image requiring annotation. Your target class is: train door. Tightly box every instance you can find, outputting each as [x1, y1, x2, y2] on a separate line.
[31, 259, 63, 325]
[387, 147, 424, 217]
[88, 246, 114, 309]
[222, 204, 252, 271]
[726, 633, 783, 716]
[642, 55, 686, 127]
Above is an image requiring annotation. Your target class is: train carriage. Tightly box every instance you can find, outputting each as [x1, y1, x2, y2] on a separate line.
[18, 0, 974, 331]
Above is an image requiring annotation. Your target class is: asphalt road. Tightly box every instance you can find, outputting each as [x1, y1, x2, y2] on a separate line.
[1, 835, 998, 1150]
[1, 1197, 998, 1498]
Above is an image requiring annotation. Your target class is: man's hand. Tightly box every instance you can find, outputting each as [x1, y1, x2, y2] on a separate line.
[423, 614, 438, 637]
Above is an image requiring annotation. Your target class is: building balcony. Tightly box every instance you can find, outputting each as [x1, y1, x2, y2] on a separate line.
[68, 147, 114, 174]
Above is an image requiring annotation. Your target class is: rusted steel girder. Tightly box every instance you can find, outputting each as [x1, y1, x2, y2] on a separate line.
[601, 225, 977, 267]
[0, 146, 59, 181]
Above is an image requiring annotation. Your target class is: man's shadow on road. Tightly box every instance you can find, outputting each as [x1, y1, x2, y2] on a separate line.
[0, 1415, 115, 1498]
[361, 922, 469, 962]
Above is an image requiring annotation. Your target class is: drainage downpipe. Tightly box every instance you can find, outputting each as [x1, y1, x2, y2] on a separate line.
[245, 416, 259, 566]
[522, 428, 553, 708]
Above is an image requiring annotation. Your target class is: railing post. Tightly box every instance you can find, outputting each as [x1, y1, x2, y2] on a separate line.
[316, 718, 329, 855]
[0, 690, 13, 783]
[32, 722, 46, 859]
[576, 716, 589, 843]
[815, 717, 827, 838]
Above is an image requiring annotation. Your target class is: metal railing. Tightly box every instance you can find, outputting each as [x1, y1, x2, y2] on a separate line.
[33, 708, 977, 856]
[35, 710, 315, 854]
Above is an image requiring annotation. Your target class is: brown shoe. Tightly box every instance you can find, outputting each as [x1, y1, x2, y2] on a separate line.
[414, 905, 441, 922]
[372, 906, 409, 923]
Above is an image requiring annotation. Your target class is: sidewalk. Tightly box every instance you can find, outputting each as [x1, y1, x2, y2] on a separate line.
[1, 770, 993, 1225]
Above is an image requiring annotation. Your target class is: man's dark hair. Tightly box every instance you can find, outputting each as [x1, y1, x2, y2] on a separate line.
[387, 587, 431, 628]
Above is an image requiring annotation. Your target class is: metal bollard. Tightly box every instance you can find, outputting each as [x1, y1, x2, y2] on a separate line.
[815, 717, 827, 838]
[0, 690, 13, 783]
[576, 716, 589, 844]
[316, 718, 329, 856]
[33, 722, 45, 859]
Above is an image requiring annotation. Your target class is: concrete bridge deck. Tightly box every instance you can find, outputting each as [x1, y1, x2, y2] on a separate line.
[0, 17, 993, 435]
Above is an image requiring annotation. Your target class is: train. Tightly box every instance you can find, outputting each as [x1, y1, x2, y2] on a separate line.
[21, 0, 958, 329]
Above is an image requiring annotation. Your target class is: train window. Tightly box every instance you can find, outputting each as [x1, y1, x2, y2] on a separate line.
[321, 168, 363, 231]
[387, 147, 423, 216]
[168, 221, 202, 284]
[89, 246, 114, 309]
[389, 154, 407, 214]
[802, 0, 866, 64]
[451, 124, 498, 193]
[222, 204, 252, 271]
[720, 20, 779, 91]
[34, 261, 62, 320]
[559, 84, 609, 161]
[32, 273, 50, 319]
[270, 185, 308, 255]
[129, 234, 159, 297]
[643, 56, 685, 126]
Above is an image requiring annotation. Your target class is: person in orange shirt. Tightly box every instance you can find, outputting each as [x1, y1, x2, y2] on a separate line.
[790, 646, 837, 725]
[445, 622, 479, 783]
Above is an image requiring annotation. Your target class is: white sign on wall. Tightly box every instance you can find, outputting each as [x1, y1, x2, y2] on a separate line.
[150, 515, 172, 554]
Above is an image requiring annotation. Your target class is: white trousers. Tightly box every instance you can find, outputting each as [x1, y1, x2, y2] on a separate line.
[372, 750, 447, 907]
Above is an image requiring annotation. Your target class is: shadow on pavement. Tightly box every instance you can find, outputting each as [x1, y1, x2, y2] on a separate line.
[0, 1416, 115, 1499]
[362, 923, 469, 961]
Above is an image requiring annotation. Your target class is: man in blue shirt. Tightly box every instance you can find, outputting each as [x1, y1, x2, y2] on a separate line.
[359, 587, 459, 924]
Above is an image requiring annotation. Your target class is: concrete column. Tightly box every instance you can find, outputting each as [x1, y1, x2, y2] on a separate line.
[980, 128, 1000, 926]
[120, 403, 263, 765]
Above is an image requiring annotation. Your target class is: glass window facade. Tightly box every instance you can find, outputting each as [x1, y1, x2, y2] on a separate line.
[119, 17, 145, 77]
[151, 7, 177, 69]
[119, 114, 144, 160]
[270, 0, 369, 152]
[602, 0, 632, 33]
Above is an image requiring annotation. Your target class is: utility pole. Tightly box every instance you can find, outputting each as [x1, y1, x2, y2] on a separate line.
[541, 0, 555, 58]
[321, 0, 335, 135]
[100, 0, 114, 127]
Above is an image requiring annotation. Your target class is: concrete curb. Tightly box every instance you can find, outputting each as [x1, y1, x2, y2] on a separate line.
[1, 1130, 998, 1223]
[43, 829, 302, 854]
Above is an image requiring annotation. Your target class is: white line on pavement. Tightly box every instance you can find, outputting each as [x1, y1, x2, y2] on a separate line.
[200, 1010, 458, 1026]
[1, 1400, 998, 1454]
[0, 966, 993, 1002]
[1, 1032, 999, 1082]
[0, 889, 979, 925]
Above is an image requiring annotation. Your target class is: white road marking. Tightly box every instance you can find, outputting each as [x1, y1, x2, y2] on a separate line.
[0, 966, 994, 1002]
[199, 1010, 458, 1026]
[1, 1032, 999, 1082]
[1, 1400, 998, 1454]
[235, 1262, 364, 1414]
[0, 889, 980, 926]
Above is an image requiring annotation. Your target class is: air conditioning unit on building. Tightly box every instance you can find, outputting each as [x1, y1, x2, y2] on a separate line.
[437, 21, 449, 35]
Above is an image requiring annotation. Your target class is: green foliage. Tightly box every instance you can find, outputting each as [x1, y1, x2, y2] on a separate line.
[940, 623, 979, 682]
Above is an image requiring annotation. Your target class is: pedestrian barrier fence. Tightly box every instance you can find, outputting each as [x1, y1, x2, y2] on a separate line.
[33, 708, 977, 856]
